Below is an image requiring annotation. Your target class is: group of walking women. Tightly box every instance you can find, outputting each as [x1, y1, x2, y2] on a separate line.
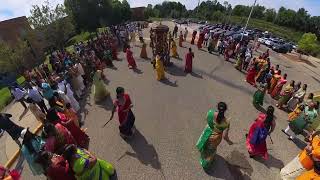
[2, 27, 142, 180]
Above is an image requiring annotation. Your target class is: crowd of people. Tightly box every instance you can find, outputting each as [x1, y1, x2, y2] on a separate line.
[182, 24, 320, 179]
[0, 21, 319, 180]
[0, 24, 143, 179]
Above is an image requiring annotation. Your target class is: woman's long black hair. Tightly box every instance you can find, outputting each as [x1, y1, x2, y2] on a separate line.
[22, 129, 39, 154]
[216, 102, 227, 124]
[264, 106, 275, 131]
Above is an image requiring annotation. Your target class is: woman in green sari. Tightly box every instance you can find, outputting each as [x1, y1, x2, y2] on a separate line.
[253, 83, 267, 107]
[63, 144, 115, 180]
[196, 102, 233, 169]
[93, 70, 110, 103]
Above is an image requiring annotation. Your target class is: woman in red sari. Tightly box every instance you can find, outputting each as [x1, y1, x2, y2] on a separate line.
[126, 47, 137, 69]
[46, 108, 89, 148]
[271, 73, 288, 99]
[37, 151, 76, 180]
[246, 106, 275, 159]
[110, 87, 135, 138]
[185, 48, 194, 73]
[43, 123, 76, 153]
[246, 58, 257, 86]
[197, 32, 204, 49]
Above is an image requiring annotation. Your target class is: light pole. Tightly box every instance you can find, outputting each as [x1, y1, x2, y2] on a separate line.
[241, 0, 257, 41]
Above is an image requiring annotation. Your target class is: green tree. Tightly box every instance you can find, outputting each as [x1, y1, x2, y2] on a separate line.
[264, 9, 276, 22]
[298, 33, 320, 56]
[0, 40, 29, 73]
[28, 1, 75, 49]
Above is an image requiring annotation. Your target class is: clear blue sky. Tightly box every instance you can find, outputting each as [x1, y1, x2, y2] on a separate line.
[1, 0, 319, 21]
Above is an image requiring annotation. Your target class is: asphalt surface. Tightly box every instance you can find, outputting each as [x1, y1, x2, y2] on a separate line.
[19, 21, 320, 180]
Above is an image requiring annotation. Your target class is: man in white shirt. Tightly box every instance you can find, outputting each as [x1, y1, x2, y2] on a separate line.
[27, 84, 48, 113]
[9, 86, 27, 110]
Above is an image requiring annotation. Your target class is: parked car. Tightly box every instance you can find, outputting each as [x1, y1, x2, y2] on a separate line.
[272, 43, 292, 53]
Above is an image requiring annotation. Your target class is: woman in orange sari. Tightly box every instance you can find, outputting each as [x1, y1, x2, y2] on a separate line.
[268, 70, 282, 94]
[271, 73, 288, 99]
[179, 31, 183, 47]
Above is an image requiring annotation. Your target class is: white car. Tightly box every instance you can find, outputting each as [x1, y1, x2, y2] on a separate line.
[258, 37, 267, 44]
[265, 39, 274, 47]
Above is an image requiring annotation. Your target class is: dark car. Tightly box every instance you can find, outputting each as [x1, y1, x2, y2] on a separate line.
[272, 43, 292, 53]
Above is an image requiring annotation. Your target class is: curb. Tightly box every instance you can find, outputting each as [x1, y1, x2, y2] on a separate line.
[4, 123, 43, 169]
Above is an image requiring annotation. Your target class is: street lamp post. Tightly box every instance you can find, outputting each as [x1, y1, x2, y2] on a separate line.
[241, 0, 257, 41]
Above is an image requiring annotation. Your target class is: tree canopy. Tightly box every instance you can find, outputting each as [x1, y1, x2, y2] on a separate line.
[298, 33, 319, 56]
[64, 0, 131, 31]
[28, 1, 75, 49]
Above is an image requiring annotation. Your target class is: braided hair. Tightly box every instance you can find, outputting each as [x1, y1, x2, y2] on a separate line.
[216, 102, 227, 124]
[264, 106, 274, 131]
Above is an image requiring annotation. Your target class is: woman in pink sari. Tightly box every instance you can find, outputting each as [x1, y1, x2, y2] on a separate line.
[126, 47, 137, 69]
[43, 123, 76, 153]
[271, 73, 288, 99]
[46, 108, 89, 148]
[246, 106, 275, 159]
[185, 48, 194, 73]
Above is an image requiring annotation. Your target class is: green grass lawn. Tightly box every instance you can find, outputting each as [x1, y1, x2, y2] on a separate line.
[0, 76, 25, 110]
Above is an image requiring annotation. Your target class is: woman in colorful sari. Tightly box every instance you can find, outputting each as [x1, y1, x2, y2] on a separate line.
[93, 70, 110, 102]
[196, 102, 233, 169]
[191, 30, 197, 45]
[155, 55, 165, 81]
[42, 123, 76, 154]
[140, 43, 148, 59]
[126, 47, 137, 69]
[305, 102, 319, 133]
[197, 32, 204, 49]
[110, 87, 136, 138]
[253, 83, 267, 107]
[277, 80, 295, 108]
[246, 106, 275, 159]
[20, 129, 46, 175]
[271, 73, 287, 99]
[282, 104, 306, 140]
[171, 39, 179, 58]
[185, 48, 194, 73]
[179, 31, 183, 47]
[287, 84, 307, 112]
[46, 108, 89, 148]
[37, 151, 76, 180]
[246, 58, 257, 86]
[63, 144, 115, 180]
[268, 70, 282, 94]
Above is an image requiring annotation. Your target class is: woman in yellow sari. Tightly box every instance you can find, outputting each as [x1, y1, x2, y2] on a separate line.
[196, 102, 233, 169]
[93, 70, 109, 102]
[171, 39, 179, 58]
[155, 55, 165, 81]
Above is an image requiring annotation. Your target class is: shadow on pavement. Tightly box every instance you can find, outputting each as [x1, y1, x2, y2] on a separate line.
[205, 150, 253, 180]
[190, 72, 203, 79]
[253, 154, 284, 169]
[133, 68, 143, 74]
[165, 63, 186, 77]
[96, 95, 114, 112]
[119, 130, 163, 171]
[197, 68, 254, 96]
[291, 137, 307, 150]
[160, 78, 178, 87]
